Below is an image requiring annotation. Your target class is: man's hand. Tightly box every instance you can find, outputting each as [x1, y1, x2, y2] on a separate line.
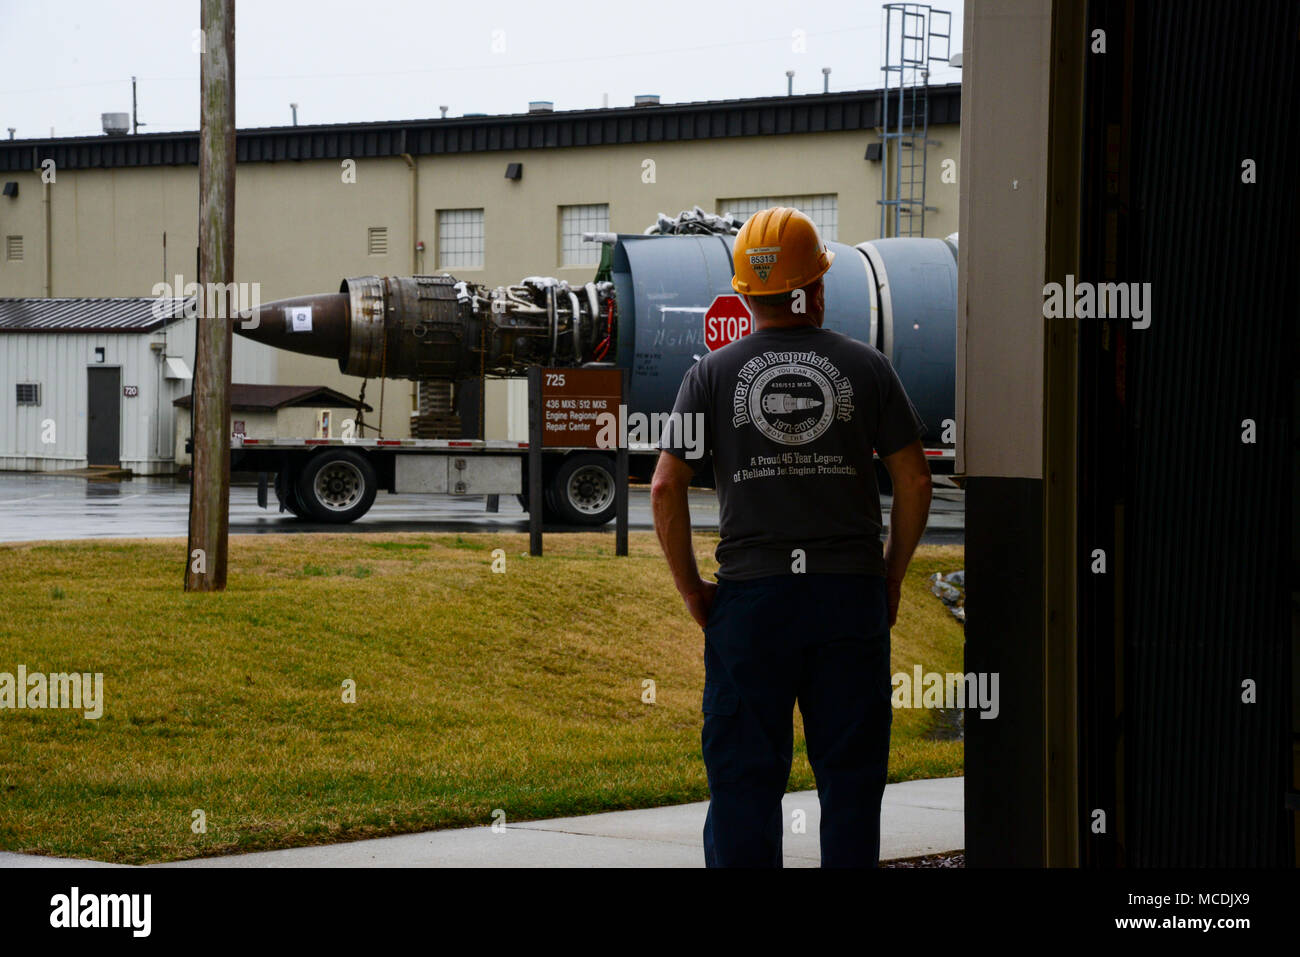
[652, 451, 718, 629]
[682, 578, 719, 629]
[881, 440, 931, 630]
[886, 577, 902, 628]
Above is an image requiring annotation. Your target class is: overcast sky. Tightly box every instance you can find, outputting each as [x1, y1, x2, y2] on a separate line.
[0, 0, 964, 139]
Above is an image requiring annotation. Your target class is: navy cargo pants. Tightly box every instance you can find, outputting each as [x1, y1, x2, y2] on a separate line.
[701, 573, 892, 868]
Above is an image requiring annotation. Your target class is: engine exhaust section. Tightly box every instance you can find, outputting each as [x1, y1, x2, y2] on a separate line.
[239, 274, 615, 381]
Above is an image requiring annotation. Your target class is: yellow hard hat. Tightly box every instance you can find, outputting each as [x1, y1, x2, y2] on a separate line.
[731, 206, 835, 295]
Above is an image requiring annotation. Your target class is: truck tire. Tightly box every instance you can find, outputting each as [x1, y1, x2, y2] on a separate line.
[516, 487, 555, 521]
[275, 468, 308, 519]
[549, 453, 617, 526]
[296, 449, 377, 523]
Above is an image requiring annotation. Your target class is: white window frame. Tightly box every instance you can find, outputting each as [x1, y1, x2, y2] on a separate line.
[559, 204, 609, 267]
[437, 208, 485, 269]
[717, 194, 839, 242]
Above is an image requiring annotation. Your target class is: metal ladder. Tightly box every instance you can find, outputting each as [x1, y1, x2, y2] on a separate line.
[878, 3, 952, 238]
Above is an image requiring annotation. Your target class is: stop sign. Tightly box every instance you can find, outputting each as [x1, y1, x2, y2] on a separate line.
[704, 294, 753, 351]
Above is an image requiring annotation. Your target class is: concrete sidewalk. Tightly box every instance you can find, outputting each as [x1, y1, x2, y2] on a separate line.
[0, 777, 962, 869]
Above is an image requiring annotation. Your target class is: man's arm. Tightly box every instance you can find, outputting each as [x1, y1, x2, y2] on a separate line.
[881, 439, 932, 626]
[650, 451, 717, 628]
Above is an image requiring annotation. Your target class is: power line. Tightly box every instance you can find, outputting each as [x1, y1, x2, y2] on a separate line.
[0, 22, 893, 96]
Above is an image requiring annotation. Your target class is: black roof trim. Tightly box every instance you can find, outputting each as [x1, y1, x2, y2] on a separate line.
[0, 85, 960, 172]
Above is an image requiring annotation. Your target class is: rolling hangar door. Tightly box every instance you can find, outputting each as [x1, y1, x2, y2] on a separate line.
[959, 0, 1297, 867]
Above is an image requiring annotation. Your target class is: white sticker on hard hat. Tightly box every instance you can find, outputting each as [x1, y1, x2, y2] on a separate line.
[746, 245, 781, 283]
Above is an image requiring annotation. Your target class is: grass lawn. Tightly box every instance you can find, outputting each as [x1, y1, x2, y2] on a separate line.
[0, 531, 963, 864]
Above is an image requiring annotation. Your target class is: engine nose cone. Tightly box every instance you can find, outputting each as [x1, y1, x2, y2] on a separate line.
[235, 292, 351, 362]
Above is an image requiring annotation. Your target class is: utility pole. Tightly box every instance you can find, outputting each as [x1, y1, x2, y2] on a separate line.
[185, 0, 235, 592]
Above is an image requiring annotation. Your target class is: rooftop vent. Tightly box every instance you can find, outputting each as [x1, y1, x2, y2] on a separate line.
[528, 101, 554, 114]
[101, 113, 129, 136]
[633, 94, 660, 107]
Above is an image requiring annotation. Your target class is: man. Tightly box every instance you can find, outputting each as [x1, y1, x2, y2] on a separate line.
[651, 207, 932, 868]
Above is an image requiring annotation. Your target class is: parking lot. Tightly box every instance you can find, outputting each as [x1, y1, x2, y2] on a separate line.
[0, 473, 965, 544]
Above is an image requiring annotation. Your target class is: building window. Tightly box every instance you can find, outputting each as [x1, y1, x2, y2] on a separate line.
[437, 208, 485, 269]
[16, 383, 40, 405]
[718, 194, 838, 242]
[367, 226, 388, 256]
[5, 235, 22, 261]
[560, 204, 609, 267]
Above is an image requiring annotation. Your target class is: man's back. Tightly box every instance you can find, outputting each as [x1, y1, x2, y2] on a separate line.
[651, 205, 932, 867]
[670, 324, 926, 580]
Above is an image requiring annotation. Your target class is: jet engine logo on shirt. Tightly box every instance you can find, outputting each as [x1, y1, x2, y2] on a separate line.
[745, 246, 781, 284]
[732, 349, 855, 445]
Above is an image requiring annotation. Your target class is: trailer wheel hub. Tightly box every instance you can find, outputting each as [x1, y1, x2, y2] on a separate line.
[566, 464, 615, 515]
[314, 461, 364, 511]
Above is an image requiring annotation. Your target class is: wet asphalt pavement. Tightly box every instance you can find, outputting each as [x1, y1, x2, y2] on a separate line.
[0, 473, 964, 545]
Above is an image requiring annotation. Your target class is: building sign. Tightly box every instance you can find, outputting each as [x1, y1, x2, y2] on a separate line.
[232, 419, 246, 439]
[528, 365, 629, 559]
[122, 385, 139, 397]
[541, 368, 622, 448]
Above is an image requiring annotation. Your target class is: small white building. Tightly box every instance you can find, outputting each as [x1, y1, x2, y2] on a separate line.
[0, 297, 275, 474]
[171, 384, 372, 468]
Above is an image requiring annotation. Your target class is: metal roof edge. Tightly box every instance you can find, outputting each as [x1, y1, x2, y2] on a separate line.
[0, 84, 962, 172]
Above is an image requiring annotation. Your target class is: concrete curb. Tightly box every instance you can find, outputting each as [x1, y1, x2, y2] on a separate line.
[1, 776, 963, 869]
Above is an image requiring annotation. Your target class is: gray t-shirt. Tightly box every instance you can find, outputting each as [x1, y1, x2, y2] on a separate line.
[664, 324, 926, 580]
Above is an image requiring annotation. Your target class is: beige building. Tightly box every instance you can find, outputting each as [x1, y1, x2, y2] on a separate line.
[0, 86, 961, 439]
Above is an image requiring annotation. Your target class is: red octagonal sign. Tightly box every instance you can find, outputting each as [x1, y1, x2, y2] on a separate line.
[704, 294, 754, 352]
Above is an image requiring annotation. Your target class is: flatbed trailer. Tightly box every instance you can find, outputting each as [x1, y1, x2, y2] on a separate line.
[229, 435, 955, 526]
